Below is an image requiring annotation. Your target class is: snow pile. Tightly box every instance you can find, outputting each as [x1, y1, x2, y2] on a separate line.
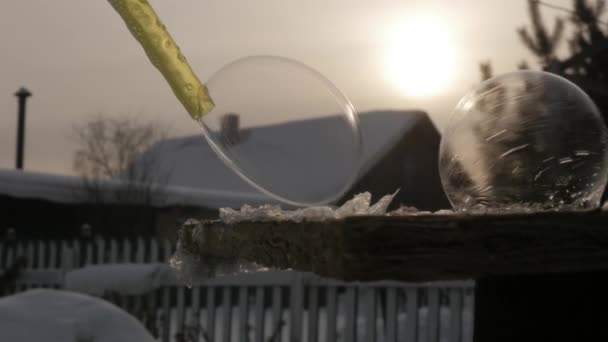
[219, 191, 399, 224]
[64, 263, 178, 296]
[0, 289, 155, 342]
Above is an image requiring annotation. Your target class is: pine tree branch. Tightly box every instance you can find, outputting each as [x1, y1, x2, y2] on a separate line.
[551, 18, 565, 47]
[518, 27, 542, 55]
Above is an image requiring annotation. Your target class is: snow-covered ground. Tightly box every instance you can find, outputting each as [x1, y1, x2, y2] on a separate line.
[3, 271, 474, 342]
[0, 289, 155, 342]
[64, 263, 178, 296]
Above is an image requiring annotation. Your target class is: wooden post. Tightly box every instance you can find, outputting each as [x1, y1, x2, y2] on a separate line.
[307, 285, 319, 342]
[14, 87, 31, 170]
[385, 287, 398, 342]
[326, 285, 337, 342]
[206, 286, 217, 341]
[253, 286, 265, 342]
[289, 272, 304, 342]
[238, 286, 249, 342]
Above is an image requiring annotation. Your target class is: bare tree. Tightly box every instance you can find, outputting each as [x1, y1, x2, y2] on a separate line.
[72, 114, 170, 206]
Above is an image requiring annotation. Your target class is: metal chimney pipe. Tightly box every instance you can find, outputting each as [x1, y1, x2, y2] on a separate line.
[14, 87, 32, 170]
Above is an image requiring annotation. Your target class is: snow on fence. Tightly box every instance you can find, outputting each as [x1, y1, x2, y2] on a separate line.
[0, 239, 474, 342]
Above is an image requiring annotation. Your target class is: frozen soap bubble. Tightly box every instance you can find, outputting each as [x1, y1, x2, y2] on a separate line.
[200, 56, 362, 207]
[439, 70, 608, 212]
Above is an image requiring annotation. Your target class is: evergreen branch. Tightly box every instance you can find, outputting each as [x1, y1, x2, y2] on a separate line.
[551, 17, 565, 47]
[518, 27, 543, 55]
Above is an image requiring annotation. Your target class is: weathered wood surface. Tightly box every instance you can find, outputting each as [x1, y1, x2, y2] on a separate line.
[178, 210, 608, 282]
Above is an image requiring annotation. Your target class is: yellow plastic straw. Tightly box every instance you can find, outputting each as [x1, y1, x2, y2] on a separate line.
[107, 0, 214, 120]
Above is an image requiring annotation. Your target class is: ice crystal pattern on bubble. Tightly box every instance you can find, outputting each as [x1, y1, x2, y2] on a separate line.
[439, 71, 608, 211]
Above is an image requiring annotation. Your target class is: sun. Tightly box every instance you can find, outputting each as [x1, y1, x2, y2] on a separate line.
[385, 15, 457, 97]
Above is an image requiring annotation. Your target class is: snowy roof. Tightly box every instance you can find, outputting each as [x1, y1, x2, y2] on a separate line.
[0, 289, 155, 342]
[0, 110, 428, 208]
[137, 110, 427, 205]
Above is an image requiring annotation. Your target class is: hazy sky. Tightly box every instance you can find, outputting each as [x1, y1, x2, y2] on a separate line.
[0, 0, 569, 174]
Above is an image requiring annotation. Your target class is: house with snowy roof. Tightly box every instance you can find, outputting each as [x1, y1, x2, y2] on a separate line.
[0, 110, 448, 238]
[137, 110, 448, 210]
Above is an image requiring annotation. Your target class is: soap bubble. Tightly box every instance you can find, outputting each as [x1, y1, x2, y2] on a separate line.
[200, 56, 362, 207]
[439, 70, 608, 212]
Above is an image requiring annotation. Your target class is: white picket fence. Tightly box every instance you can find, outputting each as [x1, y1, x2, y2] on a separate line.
[0, 237, 175, 269]
[1, 239, 475, 342]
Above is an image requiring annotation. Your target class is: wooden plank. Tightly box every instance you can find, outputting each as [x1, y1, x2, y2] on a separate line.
[191, 286, 201, 335]
[177, 212, 608, 282]
[85, 241, 93, 266]
[238, 286, 249, 342]
[26, 241, 34, 268]
[465, 289, 474, 342]
[5, 245, 14, 268]
[449, 288, 463, 342]
[385, 287, 398, 342]
[163, 240, 173, 263]
[150, 239, 159, 263]
[290, 273, 304, 342]
[123, 239, 132, 263]
[49, 242, 57, 269]
[161, 287, 171, 342]
[177, 286, 186, 334]
[326, 286, 337, 342]
[307, 285, 319, 342]
[271, 286, 283, 341]
[427, 288, 440, 342]
[37, 241, 45, 268]
[109, 239, 118, 263]
[206, 286, 217, 342]
[0, 243, 5, 269]
[60, 241, 73, 272]
[0, 243, 4, 269]
[253, 286, 265, 342]
[364, 287, 377, 342]
[405, 288, 418, 342]
[72, 240, 81, 267]
[16, 243, 23, 262]
[96, 238, 105, 264]
[147, 289, 158, 338]
[222, 286, 232, 342]
[136, 237, 145, 263]
[344, 286, 357, 342]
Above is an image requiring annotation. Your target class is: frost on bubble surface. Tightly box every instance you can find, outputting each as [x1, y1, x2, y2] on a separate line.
[439, 71, 608, 212]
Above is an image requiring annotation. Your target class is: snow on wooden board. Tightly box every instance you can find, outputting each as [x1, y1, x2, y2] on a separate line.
[174, 209, 608, 282]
